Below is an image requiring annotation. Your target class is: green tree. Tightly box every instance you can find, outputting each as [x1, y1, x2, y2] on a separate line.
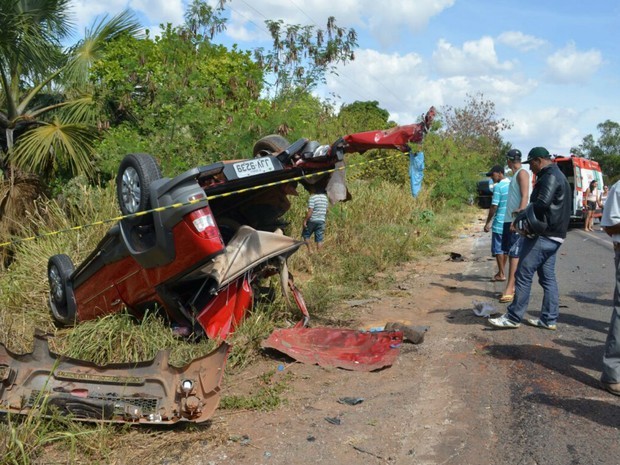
[91, 2, 360, 175]
[255, 16, 357, 97]
[441, 92, 512, 158]
[572, 120, 620, 180]
[337, 100, 391, 134]
[90, 25, 265, 175]
[0, 0, 141, 179]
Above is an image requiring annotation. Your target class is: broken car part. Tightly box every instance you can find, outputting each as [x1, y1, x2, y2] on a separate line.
[0, 333, 229, 424]
[262, 327, 403, 371]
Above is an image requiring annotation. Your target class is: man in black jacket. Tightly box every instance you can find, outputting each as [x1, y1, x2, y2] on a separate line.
[489, 147, 571, 330]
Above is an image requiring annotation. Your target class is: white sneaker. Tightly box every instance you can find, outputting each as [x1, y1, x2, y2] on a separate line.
[525, 318, 557, 331]
[488, 314, 520, 329]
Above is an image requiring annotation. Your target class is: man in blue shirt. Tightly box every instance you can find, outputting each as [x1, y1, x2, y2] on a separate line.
[484, 165, 510, 281]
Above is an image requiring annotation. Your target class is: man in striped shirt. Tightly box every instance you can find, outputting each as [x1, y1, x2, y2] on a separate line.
[302, 187, 329, 250]
[484, 165, 510, 281]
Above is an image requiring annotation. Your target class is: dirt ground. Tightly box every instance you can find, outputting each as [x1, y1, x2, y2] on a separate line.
[143, 220, 515, 465]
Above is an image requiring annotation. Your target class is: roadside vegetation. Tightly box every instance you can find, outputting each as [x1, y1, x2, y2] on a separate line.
[0, 1, 553, 464]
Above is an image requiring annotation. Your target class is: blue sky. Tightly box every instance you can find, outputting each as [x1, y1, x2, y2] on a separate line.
[69, 0, 620, 156]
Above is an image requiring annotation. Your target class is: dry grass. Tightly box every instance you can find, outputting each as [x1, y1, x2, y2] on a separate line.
[50, 311, 219, 367]
[0, 181, 119, 353]
[286, 179, 469, 316]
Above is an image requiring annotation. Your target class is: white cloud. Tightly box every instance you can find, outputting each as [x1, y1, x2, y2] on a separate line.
[70, 0, 184, 33]
[131, 0, 185, 27]
[505, 107, 583, 154]
[222, 0, 455, 47]
[323, 48, 536, 132]
[497, 31, 545, 52]
[432, 37, 514, 76]
[70, 0, 128, 32]
[545, 42, 603, 84]
[323, 48, 434, 125]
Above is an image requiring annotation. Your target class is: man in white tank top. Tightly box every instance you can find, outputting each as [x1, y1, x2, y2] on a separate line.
[499, 149, 532, 303]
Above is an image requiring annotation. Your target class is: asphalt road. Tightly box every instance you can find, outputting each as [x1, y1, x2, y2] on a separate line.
[470, 225, 620, 465]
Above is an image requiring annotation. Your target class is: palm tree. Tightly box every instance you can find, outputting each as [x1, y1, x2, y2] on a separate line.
[0, 0, 142, 178]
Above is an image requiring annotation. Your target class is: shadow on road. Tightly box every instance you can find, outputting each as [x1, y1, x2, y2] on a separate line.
[431, 282, 498, 299]
[566, 290, 613, 308]
[524, 393, 620, 428]
[559, 312, 610, 335]
[428, 307, 500, 326]
[439, 272, 495, 283]
[484, 341, 603, 390]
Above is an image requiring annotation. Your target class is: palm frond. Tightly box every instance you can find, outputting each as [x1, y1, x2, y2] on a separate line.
[0, 0, 73, 78]
[9, 118, 97, 177]
[63, 10, 142, 85]
[57, 94, 98, 125]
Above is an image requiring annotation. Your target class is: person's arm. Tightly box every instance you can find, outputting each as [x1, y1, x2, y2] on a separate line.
[484, 205, 497, 232]
[303, 208, 313, 227]
[516, 169, 530, 212]
[532, 172, 560, 215]
[485, 183, 500, 232]
[601, 184, 620, 235]
[303, 196, 314, 227]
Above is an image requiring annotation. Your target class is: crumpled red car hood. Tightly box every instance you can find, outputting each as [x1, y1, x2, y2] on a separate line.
[342, 107, 436, 153]
[262, 327, 403, 371]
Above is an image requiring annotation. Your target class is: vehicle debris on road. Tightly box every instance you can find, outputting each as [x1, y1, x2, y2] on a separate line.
[0, 333, 228, 424]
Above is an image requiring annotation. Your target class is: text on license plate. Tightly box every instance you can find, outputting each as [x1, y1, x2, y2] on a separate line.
[233, 158, 275, 178]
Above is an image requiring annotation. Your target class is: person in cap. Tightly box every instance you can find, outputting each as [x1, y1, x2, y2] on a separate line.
[498, 149, 531, 303]
[483, 165, 510, 281]
[489, 147, 571, 330]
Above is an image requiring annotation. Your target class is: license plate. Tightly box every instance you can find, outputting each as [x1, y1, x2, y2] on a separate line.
[232, 158, 275, 178]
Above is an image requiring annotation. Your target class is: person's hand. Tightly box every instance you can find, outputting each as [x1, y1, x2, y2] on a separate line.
[483, 223, 491, 233]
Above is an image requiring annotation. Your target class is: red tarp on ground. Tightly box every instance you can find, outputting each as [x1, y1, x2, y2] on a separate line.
[262, 327, 403, 371]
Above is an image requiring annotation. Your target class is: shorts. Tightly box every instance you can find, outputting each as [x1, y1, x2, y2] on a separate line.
[302, 221, 325, 243]
[491, 232, 506, 256]
[587, 200, 597, 211]
[501, 222, 523, 258]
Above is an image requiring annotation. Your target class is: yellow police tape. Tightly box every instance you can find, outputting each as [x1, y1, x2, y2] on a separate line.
[0, 151, 407, 248]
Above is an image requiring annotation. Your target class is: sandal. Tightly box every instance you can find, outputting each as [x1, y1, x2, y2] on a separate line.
[492, 275, 507, 282]
[499, 294, 514, 303]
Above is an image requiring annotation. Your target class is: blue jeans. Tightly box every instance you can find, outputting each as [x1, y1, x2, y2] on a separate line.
[506, 236, 562, 325]
[501, 222, 524, 258]
[302, 221, 325, 243]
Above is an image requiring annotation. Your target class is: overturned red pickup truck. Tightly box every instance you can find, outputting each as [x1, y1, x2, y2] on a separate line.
[0, 108, 436, 424]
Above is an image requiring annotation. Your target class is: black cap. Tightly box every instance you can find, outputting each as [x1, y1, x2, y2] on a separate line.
[506, 149, 522, 161]
[524, 147, 551, 164]
[486, 165, 504, 176]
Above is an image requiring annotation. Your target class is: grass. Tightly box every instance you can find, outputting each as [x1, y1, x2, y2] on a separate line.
[0, 175, 475, 464]
[286, 179, 471, 316]
[0, 394, 121, 465]
[50, 311, 219, 367]
[220, 370, 292, 411]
